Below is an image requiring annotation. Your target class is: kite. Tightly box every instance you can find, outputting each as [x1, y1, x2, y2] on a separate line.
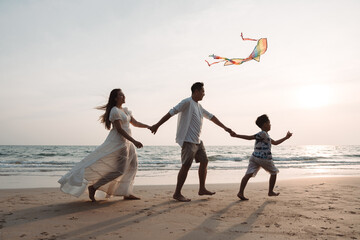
[205, 33, 268, 67]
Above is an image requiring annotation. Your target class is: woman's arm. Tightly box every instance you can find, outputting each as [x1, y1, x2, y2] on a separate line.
[130, 116, 150, 129]
[113, 120, 143, 148]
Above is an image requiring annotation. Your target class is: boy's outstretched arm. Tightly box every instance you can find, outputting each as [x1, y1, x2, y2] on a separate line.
[230, 131, 255, 140]
[271, 131, 293, 145]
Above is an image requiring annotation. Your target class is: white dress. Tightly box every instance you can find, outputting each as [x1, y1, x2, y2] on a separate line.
[58, 107, 138, 198]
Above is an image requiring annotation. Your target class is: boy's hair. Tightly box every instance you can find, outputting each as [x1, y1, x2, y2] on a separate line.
[256, 114, 270, 128]
[191, 82, 204, 93]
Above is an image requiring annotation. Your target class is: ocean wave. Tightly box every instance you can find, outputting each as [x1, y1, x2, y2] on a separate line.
[1, 145, 360, 176]
[0, 160, 76, 165]
[35, 153, 72, 157]
[208, 155, 245, 162]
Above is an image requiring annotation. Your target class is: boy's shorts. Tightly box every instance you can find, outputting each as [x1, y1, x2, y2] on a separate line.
[246, 155, 279, 177]
[181, 141, 208, 165]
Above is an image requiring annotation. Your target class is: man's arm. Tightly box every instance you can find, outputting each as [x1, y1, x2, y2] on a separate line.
[210, 116, 232, 133]
[271, 131, 293, 145]
[149, 112, 172, 134]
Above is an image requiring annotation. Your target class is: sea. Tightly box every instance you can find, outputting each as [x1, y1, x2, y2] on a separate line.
[0, 145, 359, 189]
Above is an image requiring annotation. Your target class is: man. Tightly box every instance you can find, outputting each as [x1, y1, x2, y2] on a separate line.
[150, 82, 232, 202]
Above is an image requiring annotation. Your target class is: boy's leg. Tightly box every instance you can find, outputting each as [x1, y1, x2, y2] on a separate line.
[254, 158, 279, 196]
[238, 156, 260, 200]
[268, 174, 280, 196]
[196, 142, 215, 196]
[238, 173, 252, 200]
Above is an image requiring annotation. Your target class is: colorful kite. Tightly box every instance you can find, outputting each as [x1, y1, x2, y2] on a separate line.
[205, 33, 268, 67]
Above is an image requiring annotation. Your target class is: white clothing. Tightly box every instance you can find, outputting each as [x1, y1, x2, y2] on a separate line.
[184, 102, 202, 144]
[58, 107, 138, 198]
[169, 97, 213, 147]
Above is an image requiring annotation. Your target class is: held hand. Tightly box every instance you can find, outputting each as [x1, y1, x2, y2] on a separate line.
[224, 127, 232, 133]
[133, 141, 143, 148]
[225, 127, 236, 137]
[286, 131, 293, 139]
[149, 125, 159, 134]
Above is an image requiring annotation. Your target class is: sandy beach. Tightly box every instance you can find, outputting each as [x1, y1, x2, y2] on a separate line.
[1, 176, 359, 240]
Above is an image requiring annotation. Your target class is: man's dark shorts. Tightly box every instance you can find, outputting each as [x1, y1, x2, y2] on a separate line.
[181, 141, 208, 165]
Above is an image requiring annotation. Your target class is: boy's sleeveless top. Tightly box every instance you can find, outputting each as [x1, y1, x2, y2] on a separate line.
[252, 131, 272, 160]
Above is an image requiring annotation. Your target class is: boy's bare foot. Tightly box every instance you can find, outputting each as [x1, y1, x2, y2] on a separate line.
[124, 195, 141, 200]
[88, 186, 96, 202]
[173, 194, 191, 202]
[268, 191, 280, 197]
[198, 189, 216, 196]
[237, 193, 249, 201]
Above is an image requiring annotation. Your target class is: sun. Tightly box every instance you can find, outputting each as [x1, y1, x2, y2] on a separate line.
[296, 85, 333, 109]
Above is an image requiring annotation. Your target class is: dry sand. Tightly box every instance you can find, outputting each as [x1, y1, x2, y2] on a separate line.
[1, 177, 359, 240]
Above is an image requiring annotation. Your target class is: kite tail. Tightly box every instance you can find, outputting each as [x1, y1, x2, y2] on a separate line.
[240, 32, 258, 41]
[205, 54, 227, 67]
[205, 60, 223, 67]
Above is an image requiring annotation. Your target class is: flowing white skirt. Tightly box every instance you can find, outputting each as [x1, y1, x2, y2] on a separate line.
[58, 129, 137, 198]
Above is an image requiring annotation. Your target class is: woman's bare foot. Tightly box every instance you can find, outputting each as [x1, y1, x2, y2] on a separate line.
[268, 191, 280, 197]
[124, 195, 141, 200]
[237, 193, 249, 201]
[198, 189, 216, 196]
[173, 194, 191, 202]
[88, 186, 96, 202]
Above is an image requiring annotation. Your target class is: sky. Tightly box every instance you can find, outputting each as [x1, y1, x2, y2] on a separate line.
[0, 0, 359, 146]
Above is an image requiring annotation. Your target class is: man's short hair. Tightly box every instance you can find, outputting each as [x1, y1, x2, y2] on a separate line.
[256, 114, 270, 128]
[191, 82, 204, 93]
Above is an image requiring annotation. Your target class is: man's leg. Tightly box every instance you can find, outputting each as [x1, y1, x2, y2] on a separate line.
[173, 163, 192, 202]
[197, 142, 215, 196]
[198, 160, 215, 195]
[173, 142, 194, 202]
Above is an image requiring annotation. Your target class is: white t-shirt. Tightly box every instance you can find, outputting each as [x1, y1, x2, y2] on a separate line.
[169, 97, 213, 147]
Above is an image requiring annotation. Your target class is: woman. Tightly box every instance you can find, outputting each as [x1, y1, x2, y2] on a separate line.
[58, 89, 149, 201]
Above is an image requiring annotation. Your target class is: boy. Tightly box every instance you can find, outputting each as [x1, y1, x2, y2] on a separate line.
[230, 114, 292, 200]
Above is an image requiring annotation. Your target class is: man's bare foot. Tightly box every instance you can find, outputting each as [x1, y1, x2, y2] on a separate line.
[198, 189, 216, 196]
[268, 191, 280, 197]
[124, 195, 141, 200]
[88, 186, 96, 202]
[173, 194, 191, 202]
[237, 193, 249, 201]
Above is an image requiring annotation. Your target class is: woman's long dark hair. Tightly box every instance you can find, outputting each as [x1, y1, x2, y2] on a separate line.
[96, 89, 121, 130]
